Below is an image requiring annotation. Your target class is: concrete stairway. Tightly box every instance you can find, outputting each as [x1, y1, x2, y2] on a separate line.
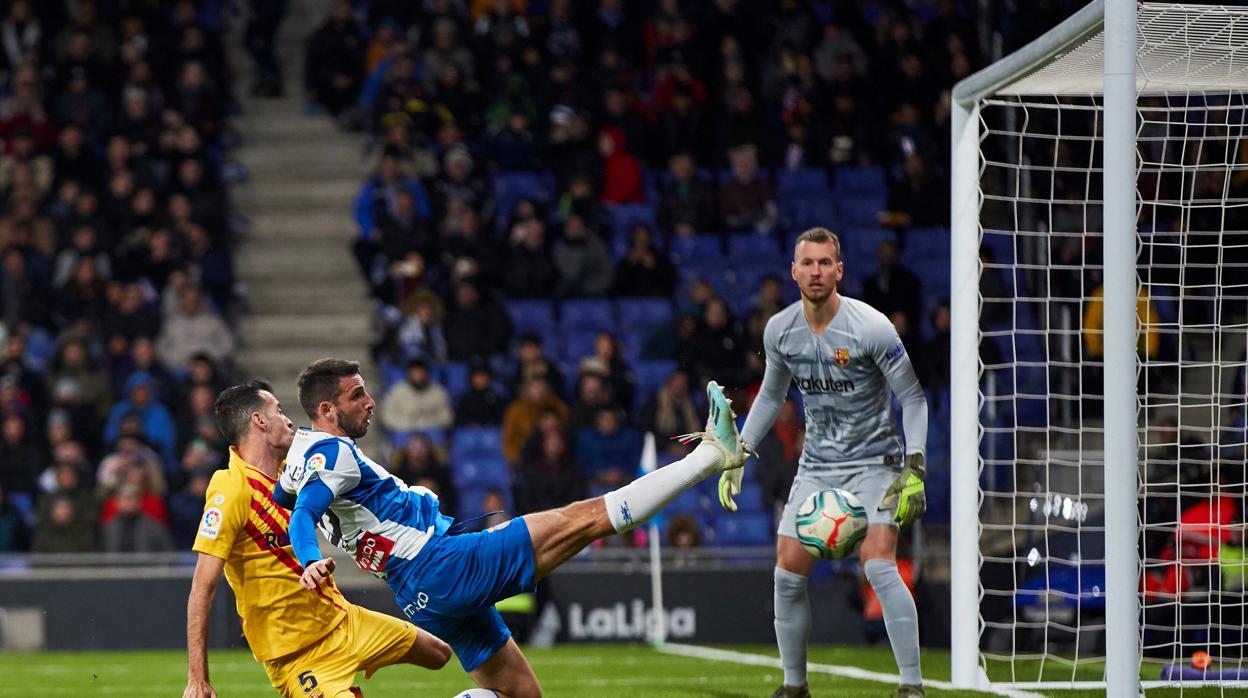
[227, 1, 380, 437]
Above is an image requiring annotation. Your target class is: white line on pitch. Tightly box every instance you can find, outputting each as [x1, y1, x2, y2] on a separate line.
[658, 643, 1049, 698]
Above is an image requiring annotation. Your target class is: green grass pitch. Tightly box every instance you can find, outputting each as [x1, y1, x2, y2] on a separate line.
[0, 644, 1229, 697]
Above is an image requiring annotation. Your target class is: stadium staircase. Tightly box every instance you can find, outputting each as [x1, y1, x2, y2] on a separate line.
[228, 0, 380, 447]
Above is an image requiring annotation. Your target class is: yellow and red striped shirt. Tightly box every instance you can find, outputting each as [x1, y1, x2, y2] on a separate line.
[193, 448, 347, 661]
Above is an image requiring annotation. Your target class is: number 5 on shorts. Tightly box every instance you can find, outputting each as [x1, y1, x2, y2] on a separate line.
[298, 670, 318, 693]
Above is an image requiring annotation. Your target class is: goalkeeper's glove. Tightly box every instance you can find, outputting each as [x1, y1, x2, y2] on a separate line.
[717, 440, 753, 512]
[881, 452, 926, 527]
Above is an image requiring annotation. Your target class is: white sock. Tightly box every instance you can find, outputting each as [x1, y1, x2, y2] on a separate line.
[864, 558, 922, 685]
[603, 442, 723, 533]
[774, 566, 810, 687]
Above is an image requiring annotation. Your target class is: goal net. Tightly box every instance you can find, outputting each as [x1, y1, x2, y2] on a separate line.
[952, 1, 1248, 693]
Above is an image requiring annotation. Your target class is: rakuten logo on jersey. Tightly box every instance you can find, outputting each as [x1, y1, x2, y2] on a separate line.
[354, 531, 395, 572]
[795, 376, 855, 393]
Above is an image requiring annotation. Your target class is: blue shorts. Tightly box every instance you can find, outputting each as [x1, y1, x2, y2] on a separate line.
[390, 517, 536, 671]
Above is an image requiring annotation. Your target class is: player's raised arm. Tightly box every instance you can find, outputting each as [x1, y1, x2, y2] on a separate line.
[870, 317, 929, 526]
[721, 315, 794, 511]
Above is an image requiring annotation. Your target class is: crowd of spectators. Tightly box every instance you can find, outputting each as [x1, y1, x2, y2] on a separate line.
[0, 1, 241, 553]
[305, 0, 969, 540]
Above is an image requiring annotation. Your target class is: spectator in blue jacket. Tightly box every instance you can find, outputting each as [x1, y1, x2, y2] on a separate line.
[575, 407, 642, 490]
[102, 371, 176, 471]
[353, 150, 432, 279]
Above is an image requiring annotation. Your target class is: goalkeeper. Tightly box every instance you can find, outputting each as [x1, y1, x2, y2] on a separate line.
[721, 227, 929, 698]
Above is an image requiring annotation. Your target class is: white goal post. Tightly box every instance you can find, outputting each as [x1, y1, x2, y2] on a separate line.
[952, 1, 1248, 694]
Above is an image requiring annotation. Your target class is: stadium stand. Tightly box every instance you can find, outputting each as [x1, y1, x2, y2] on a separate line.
[0, 0, 969, 553]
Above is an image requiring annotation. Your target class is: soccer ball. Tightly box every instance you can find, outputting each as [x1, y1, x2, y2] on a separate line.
[451, 690, 500, 697]
[794, 488, 868, 560]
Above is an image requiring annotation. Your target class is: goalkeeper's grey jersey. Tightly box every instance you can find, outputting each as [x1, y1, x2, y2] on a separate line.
[742, 296, 927, 469]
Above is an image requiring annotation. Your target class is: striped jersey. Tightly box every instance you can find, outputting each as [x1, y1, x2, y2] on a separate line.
[192, 447, 348, 661]
[279, 428, 453, 578]
[741, 296, 927, 468]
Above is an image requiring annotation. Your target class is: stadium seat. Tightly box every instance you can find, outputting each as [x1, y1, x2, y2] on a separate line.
[436, 362, 471, 400]
[505, 299, 557, 337]
[608, 202, 657, 240]
[707, 512, 774, 546]
[838, 194, 886, 226]
[388, 428, 448, 452]
[616, 297, 674, 330]
[634, 360, 678, 398]
[491, 173, 546, 233]
[666, 487, 711, 517]
[669, 233, 724, 264]
[559, 329, 599, 364]
[779, 195, 837, 232]
[456, 485, 515, 520]
[559, 299, 615, 331]
[451, 426, 503, 457]
[452, 456, 511, 490]
[832, 166, 887, 197]
[777, 167, 831, 196]
[840, 228, 897, 272]
[727, 233, 783, 263]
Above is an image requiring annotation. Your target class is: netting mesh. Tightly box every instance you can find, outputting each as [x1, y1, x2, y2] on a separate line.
[976, 85, 1248, 690]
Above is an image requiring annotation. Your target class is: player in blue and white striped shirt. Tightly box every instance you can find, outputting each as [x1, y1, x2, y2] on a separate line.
[721, 227, 929, 698]
[276, 357, 748, 697]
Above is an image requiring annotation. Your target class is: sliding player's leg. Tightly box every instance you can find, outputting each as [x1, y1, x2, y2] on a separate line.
[525, 381, 746, 579]
[467, 637, 540, 698]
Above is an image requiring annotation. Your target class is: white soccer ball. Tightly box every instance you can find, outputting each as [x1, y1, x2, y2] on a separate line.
[794, 488, 868, 560]
[451, 690, 500, 697]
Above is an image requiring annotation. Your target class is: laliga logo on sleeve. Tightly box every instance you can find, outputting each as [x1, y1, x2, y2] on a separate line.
[200, 507, 223, 539]
[304, 453, 327, 477]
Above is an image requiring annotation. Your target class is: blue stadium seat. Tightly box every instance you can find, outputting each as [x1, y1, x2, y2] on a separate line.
[838, 195, 886, 226]
[728, 233, 783, 263]
[833, 166, 886, 197]
[669, 233, 724, 264]
[616, 297, 674, 329]
[451, 426, 503, 457]
[667, 487, 711, 516]
[505, 299, 557, 337]
[452, 456, 511, 490]
[779, 195, 837, 232]
[559, 329, 599, 364]
[634, 360, 678, 398]
[379, 359, 405, 392]
[708, 512, 774, 546]
[840, 228, 897, 272]
[7, 492, 35, 528]
[493, 172, 550, 234]
[436, 362, 471, 400]
[777, 167, 830, 196]
[559, 299, 615, 331]
[609, 202, 657, 239]
[617, 330, 643, 363]
[388, 428, 448, 453]
[456, 485, 515, 520]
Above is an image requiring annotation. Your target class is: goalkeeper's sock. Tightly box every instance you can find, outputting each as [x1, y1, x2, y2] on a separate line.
[864, 558, 922, 685]
[774, 566, 811, 688]
[603, 441, 722, 533]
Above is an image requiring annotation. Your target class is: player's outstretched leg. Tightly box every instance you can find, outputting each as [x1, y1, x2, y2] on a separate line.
[525, 381, 746, 578]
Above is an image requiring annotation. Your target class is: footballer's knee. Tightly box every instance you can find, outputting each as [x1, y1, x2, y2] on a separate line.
[407, 630, 452, 669]
[858, 524, 899, 562]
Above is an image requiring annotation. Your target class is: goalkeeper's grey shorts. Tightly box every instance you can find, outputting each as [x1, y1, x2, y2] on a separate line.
[778, 464, 902, 538]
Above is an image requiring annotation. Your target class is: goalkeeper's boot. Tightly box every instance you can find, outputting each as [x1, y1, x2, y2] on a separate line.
[770, 684, 812, 698]
[896, 684, 925, 698]
[676, 380, 748, 471]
